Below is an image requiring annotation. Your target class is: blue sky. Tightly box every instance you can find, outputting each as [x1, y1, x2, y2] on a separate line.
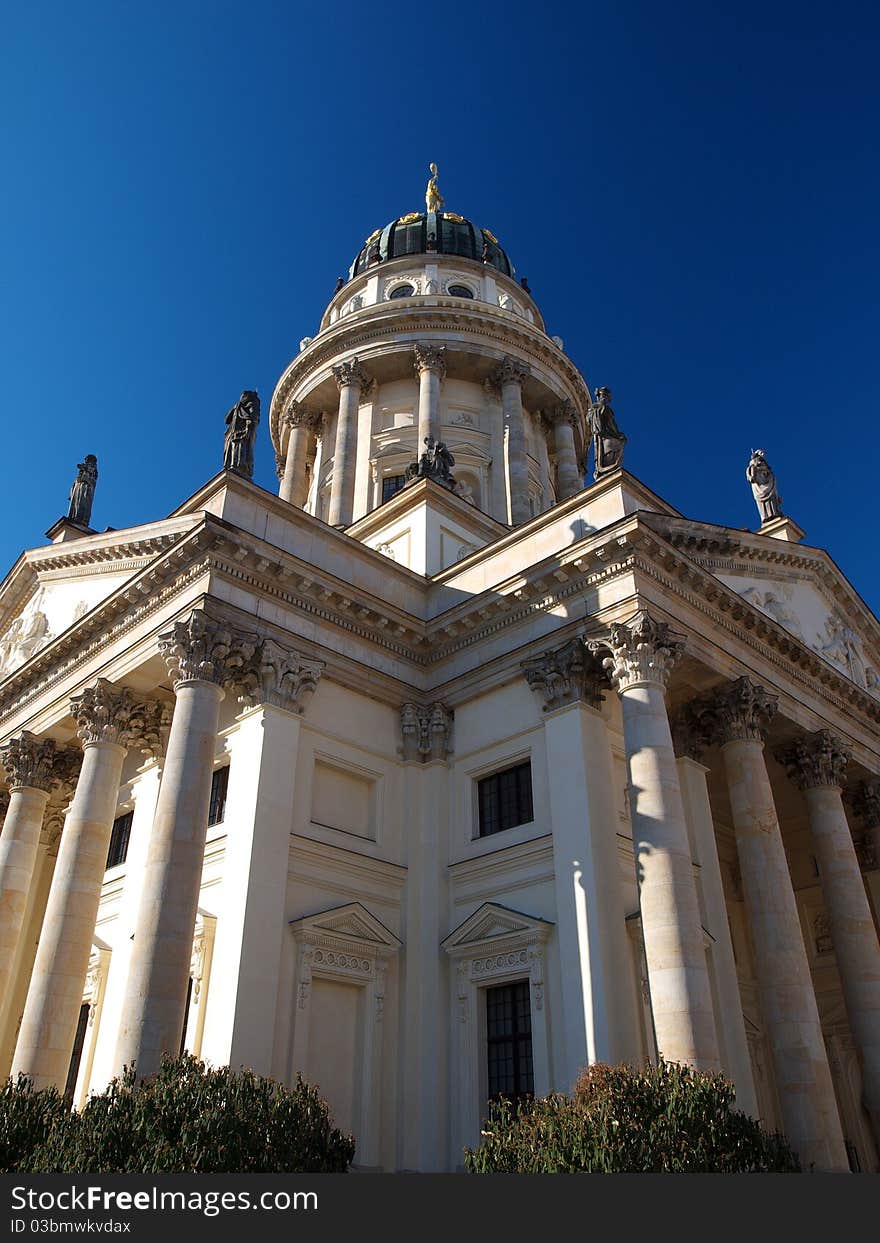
[3, 2, 879, 608]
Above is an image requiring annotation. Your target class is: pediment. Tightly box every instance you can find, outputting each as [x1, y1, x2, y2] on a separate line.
[289, 901, 401, 952]
[442, 902, 554, 957]
[641, 513, 880, 698]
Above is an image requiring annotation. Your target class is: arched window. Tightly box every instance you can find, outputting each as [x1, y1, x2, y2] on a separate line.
[389, 284, 415, 300]
[448, 284, 474, 299]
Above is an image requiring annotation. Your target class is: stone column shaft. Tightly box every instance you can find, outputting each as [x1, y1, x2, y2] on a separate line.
[279, 405, 317, 507]
[700, 682, 848, 1171]
[328, 359, 372, 528]
[414, 344, 446, 450]
[547, 404, 582, 500]
[114, 680, 223, 1076]
[0, 785, 51, 1005]
[599, 614, 720, 1072]
[12, 738, 126, 1089]
[491, 358, 531, 526]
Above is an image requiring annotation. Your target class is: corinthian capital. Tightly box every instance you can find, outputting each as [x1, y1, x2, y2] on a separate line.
[697, 676, 778, 746]
[591, 611, 685, 693]
[413, 343, 447, 379]
[284, 402, 325, 434]
[848, 779, 880, 828]
[70, 680, 170, 754]
[542, 400, 577, 429]
[775, 729, 851, 791]
[332, 358, 374, 394]
[237, 639, 325, 714]
[0, 732, 75, 793]
[486, 356, 530, 396]
[670, 702, 711, 762]
[522, 637, 607, 711]
[158, 609, 261, 692]
[400, 702, 453, 762]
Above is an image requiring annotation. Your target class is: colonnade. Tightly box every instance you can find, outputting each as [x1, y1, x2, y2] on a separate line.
[0, 608, 324, 1090]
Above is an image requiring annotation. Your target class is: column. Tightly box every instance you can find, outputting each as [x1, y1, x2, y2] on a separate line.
[114, 609, 262, 1079]
[699, 678, 848, 1171]
[400, 701, 452, 1171]
[279, 403, 323, 507]
[523, 638, 640, 1084]
[413, 344, 446, 451]
[200, 640, 324, 1074]
[489, 356, 531, 526]
[0, 734, 79, 1007]
[544, 401, 582, 501]
[328, 358, 373, 527]
[12, 681, 164, 1090]
[483, 378, 507, 522]
[595, 611, 720, 1071]
[671, 708, 758, 1116]
[777, 730, 880, 1148]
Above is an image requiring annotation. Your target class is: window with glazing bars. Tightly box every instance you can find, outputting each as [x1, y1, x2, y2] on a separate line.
[208, 766, 229, 827]
[64, 1002, 90, 1100]
[382, 474, 407, 503]
[106, 810, 134, 869]
[486, 981, 534, 1100]
[477, 761, 533, 837]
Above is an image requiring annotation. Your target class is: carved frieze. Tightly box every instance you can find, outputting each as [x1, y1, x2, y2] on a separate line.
[591, 610, 685, 693]
[775, 729, 851, 791]
[522, 636, 607, 710]
[399, 702, 453, 762]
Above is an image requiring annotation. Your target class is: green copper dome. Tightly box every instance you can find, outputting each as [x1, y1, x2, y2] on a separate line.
[349, 211, 514, 281]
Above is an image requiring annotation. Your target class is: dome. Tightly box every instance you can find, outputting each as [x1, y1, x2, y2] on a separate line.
[348, 210, 514, 281]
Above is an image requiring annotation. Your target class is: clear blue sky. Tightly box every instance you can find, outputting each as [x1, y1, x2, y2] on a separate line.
[3, 3, 879, 608]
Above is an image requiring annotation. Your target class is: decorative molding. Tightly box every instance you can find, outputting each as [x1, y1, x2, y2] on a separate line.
[775, 729, 851, 791]
[591, 610, 685, 693]
[237, 638, 325, 715]
[399, 701, 453, 762]
[413, 342, 447, 379]
[0, 732, 79, 793]
[695, 676, 779, 746]
[442, 903, 553, 1023]
[157, 608, 261, 691]
[190, 911, 217, 1004]
[289, 901, 401, 1014]
[521, 636, 607, 710]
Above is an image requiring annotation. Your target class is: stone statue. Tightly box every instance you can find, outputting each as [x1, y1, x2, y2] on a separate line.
[589, 387, 626, 478]
[746, 449, 783, 523]
[67, 455, 98, 527]
[223, 390, 260, 479]
[425, 162, 444, 213]
[405, 437, 456, 491]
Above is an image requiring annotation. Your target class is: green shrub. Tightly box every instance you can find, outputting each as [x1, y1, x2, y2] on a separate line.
[0, 1074, 71, 1173]
[465, 1060, 800, 1173]
[3, 1055, 355, 1173]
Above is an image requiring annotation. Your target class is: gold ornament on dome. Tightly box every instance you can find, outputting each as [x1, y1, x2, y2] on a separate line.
[443, 211, 465, 224]
[398, 212, 421, 224]
[425, 162, 444, 213]
[482, 228, 498, 244]
[364, 227, 381, 245]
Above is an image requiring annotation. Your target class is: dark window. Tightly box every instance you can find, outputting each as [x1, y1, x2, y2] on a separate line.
[478, 761, 533, 837]
[64, 1002, 90, 1100]
[447, 284, 474, 299]
[389, 283, 415, 299]
[486, 981, 533, 1101]
[178, 976, 194, 1057]
[382, 474, 407, 503]
[208, 766, 229, 827]
[106, 811, 134, 870]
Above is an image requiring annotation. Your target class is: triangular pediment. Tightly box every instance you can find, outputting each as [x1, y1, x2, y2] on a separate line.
[641, 513, 880, 699]
[289, 901, 402, 952]
[442, 902, 554, 956]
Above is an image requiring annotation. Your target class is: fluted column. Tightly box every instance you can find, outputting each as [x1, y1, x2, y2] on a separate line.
[698, 679, 848, 1171]
[279, 403, 323, 507]
[594, 612, 720, 1071]
[114, 609, 262, 1078]
[776, 730, 880, 1148]
[489, 357, 531, 526]
[413, 344, 446, 450]
[13, 683, 166, 1090]
[0, 735, 79, 1010]
[328, 358, 373, 527]
[523, 639, 640, 1083]
[544, 402, 582, 500]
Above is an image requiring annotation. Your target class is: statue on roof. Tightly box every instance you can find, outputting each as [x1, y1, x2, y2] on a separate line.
[405, 436, 456, 491]
[67, 454, 98, 527]
[589, 387, 626, 479]
[223, 390, 260, 479]
[746, 448, 783, 523]
[425, 162, 444, 213]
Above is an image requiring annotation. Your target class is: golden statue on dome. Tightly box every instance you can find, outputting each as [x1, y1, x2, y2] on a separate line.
[425, 162, 444, 213]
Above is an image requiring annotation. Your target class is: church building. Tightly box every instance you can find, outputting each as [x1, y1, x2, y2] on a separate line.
[1, 168, 879, 1173]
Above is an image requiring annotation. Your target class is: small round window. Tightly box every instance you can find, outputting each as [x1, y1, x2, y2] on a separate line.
[389, 284, 415, 299]
[447, 284, 474, 299]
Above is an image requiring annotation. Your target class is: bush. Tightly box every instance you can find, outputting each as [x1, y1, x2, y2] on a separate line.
[2, 1055, 355, 1173]
[464, 1060, 800, 1173]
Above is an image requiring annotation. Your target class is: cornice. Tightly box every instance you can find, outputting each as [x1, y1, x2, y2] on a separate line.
[269, 303, 592, 447]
